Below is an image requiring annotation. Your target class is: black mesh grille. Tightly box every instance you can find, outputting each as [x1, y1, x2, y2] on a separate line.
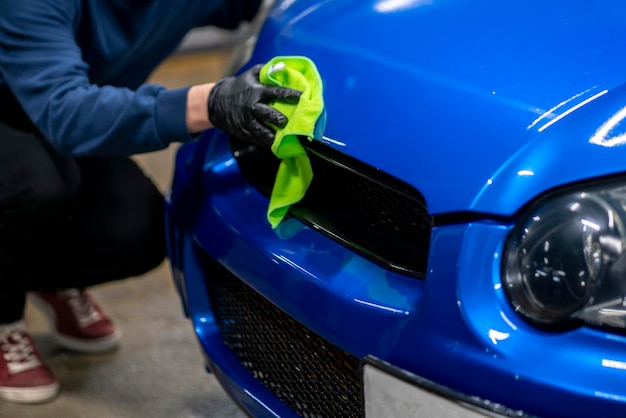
[232, 139, 433, 278]
[204, 255, 363, 417]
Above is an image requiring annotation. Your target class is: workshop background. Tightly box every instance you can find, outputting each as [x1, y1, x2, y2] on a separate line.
[0, 27, 247, 418]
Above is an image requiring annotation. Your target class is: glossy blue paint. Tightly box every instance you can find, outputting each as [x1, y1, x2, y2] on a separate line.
[172, 134, 422, 360]
[164, 219, 299, 418]
[165, 1, 626, 416]
[168, 133, 626, 417]
[251, 0, 626, 216]
[455, 223, 626, 417]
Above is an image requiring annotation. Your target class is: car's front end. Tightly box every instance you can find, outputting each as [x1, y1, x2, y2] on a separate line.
[166, 1, 626, 416]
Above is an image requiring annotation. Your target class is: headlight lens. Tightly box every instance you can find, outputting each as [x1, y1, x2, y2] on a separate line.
[503, 181, 626, 329]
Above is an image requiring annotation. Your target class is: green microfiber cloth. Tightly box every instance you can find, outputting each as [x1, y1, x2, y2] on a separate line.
[260, 56, 326, 229]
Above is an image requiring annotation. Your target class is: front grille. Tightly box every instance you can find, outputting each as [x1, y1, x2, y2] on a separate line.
[232, 138, 433, 278]
[204, 255, 363, 417]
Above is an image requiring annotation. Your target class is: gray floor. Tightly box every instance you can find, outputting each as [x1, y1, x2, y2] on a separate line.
[0, 45, 247, 418]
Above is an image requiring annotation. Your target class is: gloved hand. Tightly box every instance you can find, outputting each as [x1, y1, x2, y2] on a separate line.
[207, 63, 302, 149]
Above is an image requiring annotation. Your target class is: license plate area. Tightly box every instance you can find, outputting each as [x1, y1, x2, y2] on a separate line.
[362, 356, 529, 418]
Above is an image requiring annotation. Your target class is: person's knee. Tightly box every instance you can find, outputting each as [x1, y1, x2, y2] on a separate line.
[107, 197, 166, 275]
[130, 212, 165, 264]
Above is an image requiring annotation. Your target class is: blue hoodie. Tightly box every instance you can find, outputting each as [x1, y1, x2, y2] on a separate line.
[0, 0, 261, 156]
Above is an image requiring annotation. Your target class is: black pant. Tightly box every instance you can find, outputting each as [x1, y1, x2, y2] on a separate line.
[0, 108, 166, 323]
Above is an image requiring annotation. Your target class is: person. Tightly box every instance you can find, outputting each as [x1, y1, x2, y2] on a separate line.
[0, 0, 301, 404]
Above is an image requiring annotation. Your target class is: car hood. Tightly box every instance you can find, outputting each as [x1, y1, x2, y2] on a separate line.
[253, 0, 626, 216]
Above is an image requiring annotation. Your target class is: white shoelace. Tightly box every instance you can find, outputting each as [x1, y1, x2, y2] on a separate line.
[0, 321, 41, 375]
[60, 289, 102, 328]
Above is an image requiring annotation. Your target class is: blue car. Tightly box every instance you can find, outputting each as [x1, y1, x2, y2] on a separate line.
[165, 1, 626, 417]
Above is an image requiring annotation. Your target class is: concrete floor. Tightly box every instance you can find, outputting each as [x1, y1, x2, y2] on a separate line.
[0, 45, 247, 418]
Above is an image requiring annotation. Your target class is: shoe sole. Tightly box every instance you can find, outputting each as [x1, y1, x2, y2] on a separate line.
[28, 293, 122, 354]
[0, 382, 59, 404]
[55, 330, 122, 353]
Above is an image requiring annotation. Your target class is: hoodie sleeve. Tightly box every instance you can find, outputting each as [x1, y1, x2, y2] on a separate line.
[0, 0, 192, 157]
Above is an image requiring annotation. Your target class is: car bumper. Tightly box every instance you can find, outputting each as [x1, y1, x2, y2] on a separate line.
[165, 132, 626, 418]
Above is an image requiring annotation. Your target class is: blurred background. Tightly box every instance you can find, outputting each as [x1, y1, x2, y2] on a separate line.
[0, 27, 248, 418]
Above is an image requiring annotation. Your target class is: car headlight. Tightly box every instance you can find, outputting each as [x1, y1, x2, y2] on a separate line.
[503, 180, 626, 330]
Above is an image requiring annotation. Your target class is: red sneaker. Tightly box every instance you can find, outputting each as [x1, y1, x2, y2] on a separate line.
[0, 320, 59, 404]
[30, 289, 121, 353]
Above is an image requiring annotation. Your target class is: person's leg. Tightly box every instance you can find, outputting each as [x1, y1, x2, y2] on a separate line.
[0, 120, 78, 404]
[0, 85, 164, 294]
[0, 87, 166, 402]
[0, 119, 80, 317]
[45, 156, 166, 288]
[30, 156, 166, 353]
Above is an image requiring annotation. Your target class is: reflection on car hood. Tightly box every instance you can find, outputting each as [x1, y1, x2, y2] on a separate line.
[253, 0, 626, 216]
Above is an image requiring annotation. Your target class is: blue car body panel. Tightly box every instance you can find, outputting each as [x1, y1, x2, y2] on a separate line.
[255, 0, 626, 216]
[165, 1, 626, 417]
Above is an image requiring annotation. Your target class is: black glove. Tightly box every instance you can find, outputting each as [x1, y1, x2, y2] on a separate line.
[207, 64, 302, 149]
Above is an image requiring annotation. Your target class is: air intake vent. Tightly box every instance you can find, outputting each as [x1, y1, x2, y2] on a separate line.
[204, 255, 363, 417]
[232, 138, 432, 278]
